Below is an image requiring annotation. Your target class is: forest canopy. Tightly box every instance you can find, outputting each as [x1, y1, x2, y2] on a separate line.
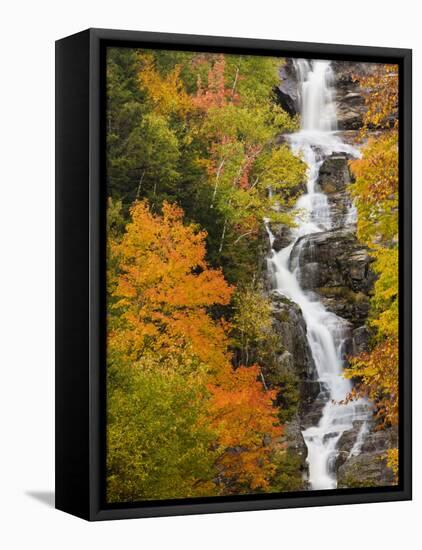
[106, 48, 304, 501]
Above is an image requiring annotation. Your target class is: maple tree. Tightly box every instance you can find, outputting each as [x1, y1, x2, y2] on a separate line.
[207, 364, 283, 491]
[109, 200, 233, 371]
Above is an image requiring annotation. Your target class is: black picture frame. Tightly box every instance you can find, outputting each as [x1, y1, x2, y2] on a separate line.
[55, 28, 412, 521]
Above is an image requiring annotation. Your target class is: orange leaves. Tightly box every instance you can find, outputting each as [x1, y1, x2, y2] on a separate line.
[109, 200, 233, 369]
[108, 200, 283, 495]
[208, 365, 282, 490]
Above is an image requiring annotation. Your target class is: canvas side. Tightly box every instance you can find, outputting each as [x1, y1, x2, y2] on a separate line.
[55, 29, 92, 520]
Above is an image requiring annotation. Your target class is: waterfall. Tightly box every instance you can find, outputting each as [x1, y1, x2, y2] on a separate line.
[266, 59, 367, 490]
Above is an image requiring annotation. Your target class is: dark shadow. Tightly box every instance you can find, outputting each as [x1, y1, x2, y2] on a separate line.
[26, 490, 55, 508]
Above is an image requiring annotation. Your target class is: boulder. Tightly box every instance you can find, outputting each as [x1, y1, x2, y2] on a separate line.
[337, 452, 396, 488]
[331, 62, 369, 130]
[276, 60, 300, 116]
[293, 228, 375, 291]
[269, 291, 317, 382]
[352, 325, 371, 354]
[317, 154, 352, 194]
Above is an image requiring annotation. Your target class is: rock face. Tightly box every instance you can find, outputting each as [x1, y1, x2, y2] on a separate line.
[316, 153, 356, 229]
[317, 154, 352, 194]
[290, 228, 375, 328]
[337, 425, 398, 488]
[265, 58, 397, 490]
[258, 291, 321, 477]
[276, 60, 299, 116]
[267, 291, 320, 410]
[331, 62, 372, 130]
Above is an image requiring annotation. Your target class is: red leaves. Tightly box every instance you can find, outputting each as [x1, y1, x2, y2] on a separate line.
[192, 55, 239, 111]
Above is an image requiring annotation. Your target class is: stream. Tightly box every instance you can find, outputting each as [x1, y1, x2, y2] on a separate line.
[266, 59, 369, 490]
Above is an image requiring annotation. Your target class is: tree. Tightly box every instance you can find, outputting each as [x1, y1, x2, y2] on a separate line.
[107, 352, 217, 502]
[107, 200, 284, 499]
[109, 200, 233, 371]
[231, 285, 274, 366]
[207, 364, 282, 492]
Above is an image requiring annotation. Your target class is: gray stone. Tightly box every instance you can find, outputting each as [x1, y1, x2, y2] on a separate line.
[352, 325, 371, 354]
[337, 424, 398, 488]
[290, 228, 376, 327]
[317, 154, 352, 194]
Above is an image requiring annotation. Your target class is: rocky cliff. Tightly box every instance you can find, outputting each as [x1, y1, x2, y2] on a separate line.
[267, 59, 397, 489]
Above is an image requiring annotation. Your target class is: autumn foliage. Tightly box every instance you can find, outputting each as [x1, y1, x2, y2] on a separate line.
[107, 200, 283, 500]
[208, 364, 282, 491]
[345, 64, 399, 480]
[109, 200, 233, 371]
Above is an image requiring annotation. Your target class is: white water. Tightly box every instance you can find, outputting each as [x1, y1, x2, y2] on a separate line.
[267, 59, 367, 490]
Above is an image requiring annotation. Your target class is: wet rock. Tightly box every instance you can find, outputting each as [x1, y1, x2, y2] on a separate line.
[273, 86, 298, 117]
[336, 422, 364, 468]
[270, 223, 293, 252]
[291, 228, 376, 327]
[316, 154, 357, 229]
[300, 391, 328, 430]
[269, 291, 317, 382]
[331, 62, 369, 130]
[337, 424, 398, 488]
[317, 154, 352, 194]
[276, 60, 300, 116]
[328, 191, 354, 229]
[352, 325, 371, 354]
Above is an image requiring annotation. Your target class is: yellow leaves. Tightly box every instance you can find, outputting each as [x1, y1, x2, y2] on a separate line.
[386, 448, 399, 483]
[354, 64, 398, 137]
[345, 338, 399, 428]
[346, 65, 399, 432]
[138, 53, 192, 117]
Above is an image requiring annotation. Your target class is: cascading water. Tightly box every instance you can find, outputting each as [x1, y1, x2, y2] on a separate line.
[266, 59, 368, 490]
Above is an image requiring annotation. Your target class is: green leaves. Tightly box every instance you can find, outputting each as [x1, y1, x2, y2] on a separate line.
[107, 355, 217, 502]
[105, 49, 307, 501]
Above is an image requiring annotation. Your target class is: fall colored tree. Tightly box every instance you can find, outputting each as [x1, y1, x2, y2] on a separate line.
[208, 364, 283, 492]
[137, 52, 192, 117]
[107, 200, 284, 500]
[232, 285, 274, 367]
[109, 200, 233, 371]
[355, 64, 398, 134]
